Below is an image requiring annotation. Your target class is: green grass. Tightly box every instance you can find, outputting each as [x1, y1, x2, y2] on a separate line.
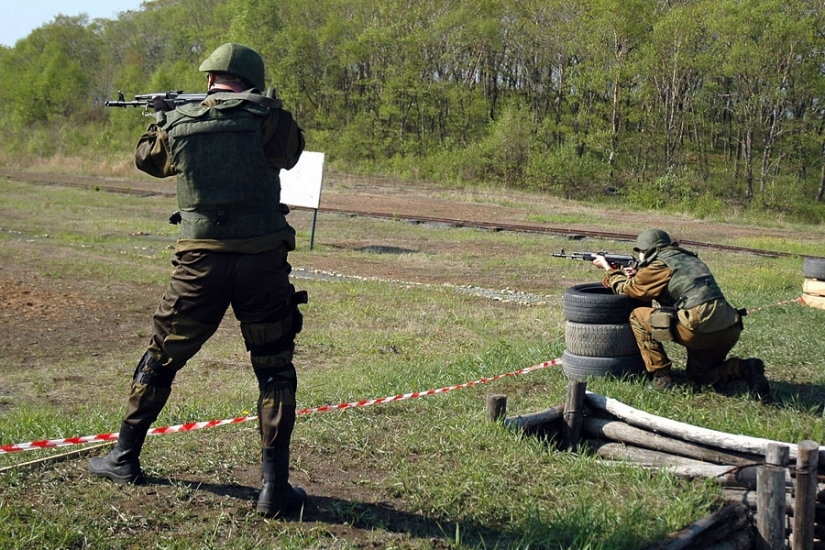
[1, 177, 824, 549]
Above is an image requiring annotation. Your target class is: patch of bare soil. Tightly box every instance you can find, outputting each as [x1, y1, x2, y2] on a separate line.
[0, 268, 151, 361]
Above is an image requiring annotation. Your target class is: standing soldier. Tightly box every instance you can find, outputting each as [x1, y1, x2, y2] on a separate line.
[592, 229, 771, 402]
[89, 43, 308, 517]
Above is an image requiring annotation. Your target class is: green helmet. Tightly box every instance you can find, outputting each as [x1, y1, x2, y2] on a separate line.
[633, 228, 673, 256]
[199, 43, 265, 91]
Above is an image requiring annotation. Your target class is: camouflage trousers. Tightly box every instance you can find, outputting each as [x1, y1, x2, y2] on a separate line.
[124, 244, 302, 449]
[629, 306, 744, 385]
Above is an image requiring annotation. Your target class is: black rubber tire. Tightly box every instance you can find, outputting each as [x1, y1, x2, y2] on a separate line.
[562, 282, 645, 324]
[803, 257, 825, 280]
[561, 350, 645, 380]
[564, 321, 638, 357]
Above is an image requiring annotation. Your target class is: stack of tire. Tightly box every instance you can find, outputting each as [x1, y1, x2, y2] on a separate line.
[561, 282, 646, 380]
[802, 257, 825, 310]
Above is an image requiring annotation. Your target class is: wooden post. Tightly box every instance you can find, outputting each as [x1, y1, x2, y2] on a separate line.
[486, 394, 507, 423]
[757, 443, 789, 550]
[765, 444, 791, 467]
[562, 380, 586, 451]
[793, 440, 820, 550]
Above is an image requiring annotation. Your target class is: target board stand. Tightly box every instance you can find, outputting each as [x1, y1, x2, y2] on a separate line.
[280, 151, 325, 250]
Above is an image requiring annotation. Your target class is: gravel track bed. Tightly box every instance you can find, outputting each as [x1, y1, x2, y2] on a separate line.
[292, 267, 551, 306]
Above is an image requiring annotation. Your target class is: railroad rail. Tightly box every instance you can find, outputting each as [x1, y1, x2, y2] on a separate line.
[318, 207, 787, 259]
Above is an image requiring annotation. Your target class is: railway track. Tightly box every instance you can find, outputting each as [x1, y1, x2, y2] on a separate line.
[318, 206, 788, 259]
[1, 169, 796, 259]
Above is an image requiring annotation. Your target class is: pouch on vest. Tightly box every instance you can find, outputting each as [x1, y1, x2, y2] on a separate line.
[649, 308, 675, 342]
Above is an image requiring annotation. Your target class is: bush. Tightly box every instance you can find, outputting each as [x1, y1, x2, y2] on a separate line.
[525, 140, 605, 198]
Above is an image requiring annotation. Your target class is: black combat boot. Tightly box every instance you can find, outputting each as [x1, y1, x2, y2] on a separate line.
[88, 422, 148, 484]
[257, 447, 307, 517]
[741, 358, 771, 403]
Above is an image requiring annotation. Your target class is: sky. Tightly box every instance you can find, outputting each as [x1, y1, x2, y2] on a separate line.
[0, 1, 145, 47]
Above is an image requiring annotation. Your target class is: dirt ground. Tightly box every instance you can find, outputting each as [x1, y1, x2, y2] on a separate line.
[1, 169, 819, 546]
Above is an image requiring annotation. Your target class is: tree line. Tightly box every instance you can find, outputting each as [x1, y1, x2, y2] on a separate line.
[1, 0, 824, 222]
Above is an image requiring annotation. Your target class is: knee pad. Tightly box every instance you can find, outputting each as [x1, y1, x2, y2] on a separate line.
[254, 363, 298, 394]
[241, 287, 308, 374]
[132, 352, 177, 389]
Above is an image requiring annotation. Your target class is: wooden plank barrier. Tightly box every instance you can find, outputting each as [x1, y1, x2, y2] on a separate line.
[496, 386, 825, 549]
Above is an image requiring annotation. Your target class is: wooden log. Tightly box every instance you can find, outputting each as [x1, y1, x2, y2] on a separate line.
[706, 528, 756, 550]
[793, 440, 820, 550]
[724, 488, 825, 522]
[583, 416, 760, 466]
[503, 404, 564, 432]
[589, 439, 715, 468]
[486, 394, 507, 422]
[586, 391, 825, 464]
[642, 503, 750, 550]
[724, 488, 758, 509]
[587, 440, 772, 488]
[562, 380, 586, 451]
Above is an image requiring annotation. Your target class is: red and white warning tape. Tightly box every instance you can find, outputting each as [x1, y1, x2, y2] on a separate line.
[0, 296, 806, 456]
[746, 297, 802, 314]
[295, 358, 558, 414]
[0, 417, 257, 454]
[0, 358, 561, 454]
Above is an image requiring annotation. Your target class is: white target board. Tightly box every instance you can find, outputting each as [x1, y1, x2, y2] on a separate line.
[280, 151, 325, 210]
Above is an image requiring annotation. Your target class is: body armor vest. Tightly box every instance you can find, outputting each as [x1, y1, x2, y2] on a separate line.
[161, 100, 287, 240]
[653, 247, 725, 309]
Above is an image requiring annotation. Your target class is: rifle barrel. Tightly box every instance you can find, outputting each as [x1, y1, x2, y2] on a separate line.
[104, 101, 143, 108]
[104, 91, 207, 110]
[551, 250, 636, 267]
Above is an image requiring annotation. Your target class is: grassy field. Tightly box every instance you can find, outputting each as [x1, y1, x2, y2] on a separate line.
[1, 176, 824, 549]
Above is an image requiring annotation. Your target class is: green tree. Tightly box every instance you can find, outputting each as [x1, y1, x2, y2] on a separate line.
[706, 0, 811, 199]
[638, 2, 708, 174]
[0, 16, 102, 128]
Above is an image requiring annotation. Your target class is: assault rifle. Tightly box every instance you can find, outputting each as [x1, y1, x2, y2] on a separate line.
[105, 89, 283, 113]
[105, 90, 207, 112]
[551, 249, 637, 269]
